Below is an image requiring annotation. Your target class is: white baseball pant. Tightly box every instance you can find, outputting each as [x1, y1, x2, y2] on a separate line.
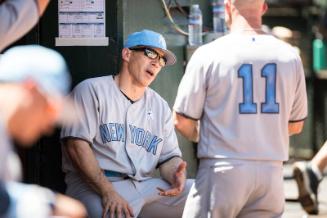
[182, 159, 284, 218]
[65, 172, 193, 218]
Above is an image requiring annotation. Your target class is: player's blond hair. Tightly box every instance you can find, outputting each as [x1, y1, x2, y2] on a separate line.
[231, 0, 265, 4]
[231, 0, 265, 10]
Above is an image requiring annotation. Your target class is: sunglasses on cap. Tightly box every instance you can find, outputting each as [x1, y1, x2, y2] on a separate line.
[129, 47, 167, 67]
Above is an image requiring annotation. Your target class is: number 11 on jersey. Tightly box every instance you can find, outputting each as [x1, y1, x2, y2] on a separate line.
[238, 63, 279, 114]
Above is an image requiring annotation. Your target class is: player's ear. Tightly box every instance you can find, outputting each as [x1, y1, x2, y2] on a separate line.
[122, 48, 131, 62]
[262, 2, 268, 15]
[224, 0, 230, 14]
[224, 0, 232, 29]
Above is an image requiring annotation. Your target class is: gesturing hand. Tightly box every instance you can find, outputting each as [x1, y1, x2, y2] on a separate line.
[102, 190, 134, 218]
[157, 161, 187, 197]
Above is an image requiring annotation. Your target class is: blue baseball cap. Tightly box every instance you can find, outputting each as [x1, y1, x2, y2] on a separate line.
[0, 45, 79, 125]
[124, 29, 176, 66]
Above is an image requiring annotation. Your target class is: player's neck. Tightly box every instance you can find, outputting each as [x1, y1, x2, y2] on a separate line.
[230, 17, 264, 35]
[231, 28, 265, 35]
[113, 74, 145, 102]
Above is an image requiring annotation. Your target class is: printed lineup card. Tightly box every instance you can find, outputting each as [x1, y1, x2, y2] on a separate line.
[56, 0, 109, 46]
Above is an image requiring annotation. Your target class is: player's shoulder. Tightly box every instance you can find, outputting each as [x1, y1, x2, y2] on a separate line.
[79, 75, 113, 85]
[197, 35, 228, 51]
[267, 35, 290, 46]
[270, 36, 301, 59]
[193, 34, 235, 58]
[263, 35, 296, 50]
[75, 75, 113, 90]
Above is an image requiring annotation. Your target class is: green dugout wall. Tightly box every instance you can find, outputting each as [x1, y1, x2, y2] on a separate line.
[11, 0, 321, 192]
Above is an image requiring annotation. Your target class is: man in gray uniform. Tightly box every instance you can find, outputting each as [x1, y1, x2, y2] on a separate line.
[174, 0, 307, 217]
[0, 0, 49, 51]
[61, 29, 193, 218]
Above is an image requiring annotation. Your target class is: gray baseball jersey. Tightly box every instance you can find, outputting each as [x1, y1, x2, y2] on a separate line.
[61, 75, 182, 181]
[174, 33, 307, 161]
[0, 0, 39, 52]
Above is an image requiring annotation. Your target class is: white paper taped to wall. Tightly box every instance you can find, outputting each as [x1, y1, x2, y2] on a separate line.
[56, 0, 108, 46]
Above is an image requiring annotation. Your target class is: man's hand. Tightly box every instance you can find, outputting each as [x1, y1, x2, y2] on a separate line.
[102, 189, 134, 218]
[157, 161, 187, 196]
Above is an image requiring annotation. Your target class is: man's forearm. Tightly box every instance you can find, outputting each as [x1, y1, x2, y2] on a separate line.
[159, 157, 185, 185]
[288, 121, 304, 136]
[64, 139, 115, 196]
[183, 124, 199, 142]
[174, 112, 199, 142]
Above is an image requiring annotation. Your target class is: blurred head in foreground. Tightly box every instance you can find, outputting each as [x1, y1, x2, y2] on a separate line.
[0, 45, 79, 145]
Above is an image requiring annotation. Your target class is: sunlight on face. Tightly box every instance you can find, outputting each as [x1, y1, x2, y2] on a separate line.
[127, 48, 163, 88]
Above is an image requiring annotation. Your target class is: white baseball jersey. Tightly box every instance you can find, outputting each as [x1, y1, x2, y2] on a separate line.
[61, 76, 182, 181]
[174, 33, 307, 161]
